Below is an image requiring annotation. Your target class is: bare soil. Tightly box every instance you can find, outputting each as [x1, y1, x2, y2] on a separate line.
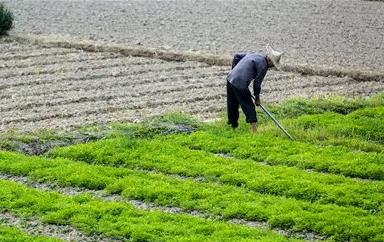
[3, 0, 384, 72]
[1, 39, 383, 131]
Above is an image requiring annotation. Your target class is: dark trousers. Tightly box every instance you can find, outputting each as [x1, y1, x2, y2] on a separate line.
[227, 81, 257, 128]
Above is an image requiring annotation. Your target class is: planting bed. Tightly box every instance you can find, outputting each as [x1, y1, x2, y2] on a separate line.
[1, 39, 383, 131]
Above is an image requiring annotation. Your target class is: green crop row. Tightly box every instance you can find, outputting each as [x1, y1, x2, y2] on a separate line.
[182, 129, 383, 176]
[244, 94, 384, 152]
[261, 92, 384, 119]
[49, 135, 384, 211]
[230, 106, 383, 154]
[283, 106, 384, 144]
[0, 224, 61, 242]
[179, 131, 383, 180]
[1, 151, 384, 241]
[0, 179, 297, 242]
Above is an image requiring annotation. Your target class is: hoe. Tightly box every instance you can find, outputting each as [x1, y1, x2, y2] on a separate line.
[251, 95, 295, 140]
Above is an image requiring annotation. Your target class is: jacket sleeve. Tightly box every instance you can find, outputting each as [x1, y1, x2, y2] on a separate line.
[253, 63, 267, 97]
[231, 53, 247, 69]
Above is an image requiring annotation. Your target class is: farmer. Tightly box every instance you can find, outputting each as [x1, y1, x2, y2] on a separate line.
[226, 44, 283, 133]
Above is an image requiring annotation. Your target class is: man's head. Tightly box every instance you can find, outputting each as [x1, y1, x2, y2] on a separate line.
[266, 44, 283, 69]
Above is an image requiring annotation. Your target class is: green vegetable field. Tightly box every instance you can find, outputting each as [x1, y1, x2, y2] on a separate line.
[0, 93, 383, 241]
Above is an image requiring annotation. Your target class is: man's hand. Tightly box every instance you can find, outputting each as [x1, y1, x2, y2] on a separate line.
[255, 97, 261, 106]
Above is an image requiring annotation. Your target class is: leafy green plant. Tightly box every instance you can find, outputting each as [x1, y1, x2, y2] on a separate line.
[0, 3, 13, 36]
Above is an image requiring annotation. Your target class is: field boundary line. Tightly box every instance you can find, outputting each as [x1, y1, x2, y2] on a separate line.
[0, 172, 325, 241]
[11, 33, 384, 82]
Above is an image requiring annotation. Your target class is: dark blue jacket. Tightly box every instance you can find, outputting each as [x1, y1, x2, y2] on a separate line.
[227, 53, 268, 96]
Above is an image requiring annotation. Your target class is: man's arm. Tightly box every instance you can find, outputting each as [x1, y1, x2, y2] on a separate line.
[253, 64, 267, 105]
[232, 53, 247, 69]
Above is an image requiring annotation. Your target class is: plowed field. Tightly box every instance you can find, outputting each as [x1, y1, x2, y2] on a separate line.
[4, 0, 384, 72]
[1, 39, 383, 131]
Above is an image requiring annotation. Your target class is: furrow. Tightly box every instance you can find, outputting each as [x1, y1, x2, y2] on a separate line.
[263, 80, 384, 103]
[0, 66, 226, 100]
[0, 75, 225, 112]
[0, 56, 169, 79]
[0, 40, 25, 50]
[12, 34, 384, 82]
[0, 49, 81, 61]
[0, 93, 225, 131]
[263, 76, 355, 93]
[0, 62, 208, 90]
[263, 71, 299, 82]
[0, 43, 45, 53]
[0, 109, 139, 132]
[0, 212, 117, 242]
[0, 85, 225, 125]
[264, 73, 350, 88]
[0, 51, 122, 69]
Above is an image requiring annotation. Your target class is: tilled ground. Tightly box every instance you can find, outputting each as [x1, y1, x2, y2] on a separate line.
[1, 39, 383, 131]
[3, 0, 384, 72]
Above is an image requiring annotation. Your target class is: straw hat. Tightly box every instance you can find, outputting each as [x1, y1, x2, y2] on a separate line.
[266, 44, 283, 68]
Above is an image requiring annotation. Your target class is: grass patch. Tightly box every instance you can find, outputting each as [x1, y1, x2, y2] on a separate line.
[0, 112, 198, 155]
[0, 3, 13, 36]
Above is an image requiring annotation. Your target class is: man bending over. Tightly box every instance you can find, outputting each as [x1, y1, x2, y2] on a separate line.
[226, 44, 283, 133]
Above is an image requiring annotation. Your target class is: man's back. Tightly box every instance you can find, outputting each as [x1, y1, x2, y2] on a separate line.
[227, 53, 268, 95]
